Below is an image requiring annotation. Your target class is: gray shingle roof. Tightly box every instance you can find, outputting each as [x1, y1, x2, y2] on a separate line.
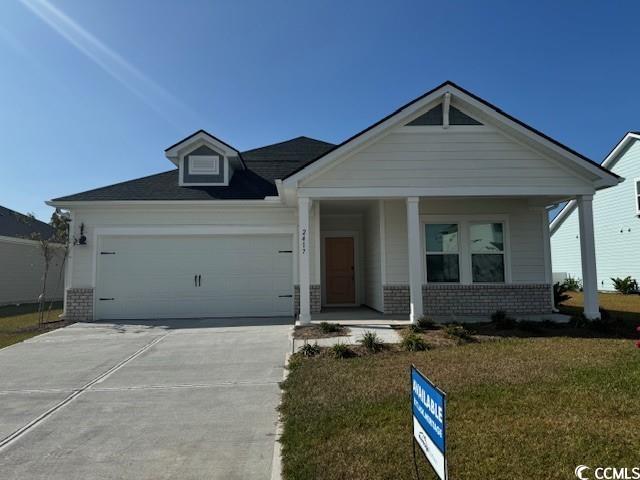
[0, 206, 56, 240]
[52, 136, 335, 202]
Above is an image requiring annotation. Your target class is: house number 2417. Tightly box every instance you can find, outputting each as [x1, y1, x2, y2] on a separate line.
[301, 228, 306, 254]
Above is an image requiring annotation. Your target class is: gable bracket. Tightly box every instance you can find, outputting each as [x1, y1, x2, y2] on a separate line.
[443, 92, 451, 129]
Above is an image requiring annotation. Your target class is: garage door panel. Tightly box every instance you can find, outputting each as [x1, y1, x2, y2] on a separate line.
[96, 235, 293, 319]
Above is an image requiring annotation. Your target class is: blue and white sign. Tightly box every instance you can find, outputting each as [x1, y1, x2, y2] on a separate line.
[411, 365, 447, 480]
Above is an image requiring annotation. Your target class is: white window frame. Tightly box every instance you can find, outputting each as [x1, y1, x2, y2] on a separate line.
[635, 177, 640, 215]
[469, 220, 507, 284]
[424, 223, 461, 283]
[420, 214, 512, 285]
[189, 155, 220, 175]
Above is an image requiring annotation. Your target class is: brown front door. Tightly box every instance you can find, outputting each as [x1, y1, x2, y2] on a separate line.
[325, 237, 355, 305]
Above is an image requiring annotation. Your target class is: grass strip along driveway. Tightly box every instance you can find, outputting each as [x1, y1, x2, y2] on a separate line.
[0, 303, 65, 349]
[280, 336, 640, 479]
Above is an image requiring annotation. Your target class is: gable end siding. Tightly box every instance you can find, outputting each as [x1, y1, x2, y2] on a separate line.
[301, 127, 592, 190]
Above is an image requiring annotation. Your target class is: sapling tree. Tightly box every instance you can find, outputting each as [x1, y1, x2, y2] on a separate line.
[25, 210, 70, 327]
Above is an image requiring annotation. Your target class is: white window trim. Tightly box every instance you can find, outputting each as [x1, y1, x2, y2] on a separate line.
[468, 220, 507, 284]
[420, 214, 512, 285]
[635, 177, 640, 215]
[424, 223, 461, 283]
[189, 155, 219, 175]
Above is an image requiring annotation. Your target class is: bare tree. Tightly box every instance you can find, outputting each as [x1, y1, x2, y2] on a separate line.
[26, 210, 69, 328]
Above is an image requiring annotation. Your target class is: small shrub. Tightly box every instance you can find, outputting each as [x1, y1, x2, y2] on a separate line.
[319, 322, 341, 334]
[330, 343, 355, 359]
[569, 313, 590, 328]
[298, 342, 321, 357]
[401, 333, 429, 351]
[611, 276, 639, 295]
[444, 324, 474, 342]
[407, 324, 422, 334]
[358, 331, 384, 353]
[553, 282, 571, 307]
[417, 316, 436, 330]
[562, 277, 582, 292]
[491, 310, 517, 329]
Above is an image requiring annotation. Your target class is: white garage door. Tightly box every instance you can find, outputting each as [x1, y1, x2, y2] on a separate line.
[95, 235, 293, 319]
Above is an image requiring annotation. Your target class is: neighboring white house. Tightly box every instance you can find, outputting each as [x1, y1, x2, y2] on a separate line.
[48, 81, 620, 323]
[551, 132, 640, 291]
[0, 206, 65, 306]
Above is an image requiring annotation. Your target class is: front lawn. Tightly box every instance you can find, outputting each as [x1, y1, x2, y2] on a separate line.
[0, 302, 65, 349]
[560, 291, 640, 323]
[280, 337, 640, 479]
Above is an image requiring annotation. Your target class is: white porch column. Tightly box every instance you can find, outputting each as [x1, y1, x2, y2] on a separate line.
[406, 197, 424, 323]
[577, 194, 600, 319]
[298, 197, 312, 324]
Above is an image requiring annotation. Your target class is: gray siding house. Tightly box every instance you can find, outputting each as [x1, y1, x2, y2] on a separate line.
[0, 206, 65, 305]
[551, 132, 640, 290]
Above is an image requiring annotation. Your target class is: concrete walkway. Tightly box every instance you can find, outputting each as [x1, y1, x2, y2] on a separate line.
[292, 323, 403, 351]
[0, 317, 292, 480]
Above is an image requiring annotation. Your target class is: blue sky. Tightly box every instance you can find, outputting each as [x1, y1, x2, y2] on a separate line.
[1, 0, 638, 221]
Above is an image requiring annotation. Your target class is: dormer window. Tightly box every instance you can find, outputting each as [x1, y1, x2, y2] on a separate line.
[190, 155, 219, 175]
[164, 130, 245, 187]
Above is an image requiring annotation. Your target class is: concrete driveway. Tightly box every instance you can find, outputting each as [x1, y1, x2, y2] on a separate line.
[0, 317, 292, 480]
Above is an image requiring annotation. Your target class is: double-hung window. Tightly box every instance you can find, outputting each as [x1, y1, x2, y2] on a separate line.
[425, 224, 460, 282]
[470, 222, 505, 283]
[635, 179, 640, 214]
[424, 219, 507, 284]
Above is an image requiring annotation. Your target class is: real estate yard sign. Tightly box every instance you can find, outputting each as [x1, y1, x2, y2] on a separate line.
[411, 365, 447, 480]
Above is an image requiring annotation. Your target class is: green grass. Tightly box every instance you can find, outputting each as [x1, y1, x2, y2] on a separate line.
[560, 291, 640, 323]
[280, 337, 640, 480]
[0, 302, 64, 349]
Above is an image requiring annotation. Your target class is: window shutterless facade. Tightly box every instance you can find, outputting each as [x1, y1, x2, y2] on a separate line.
[469, 222, 505, 283]
[422, 216, 509, 284]
[425, 223, 460, 282]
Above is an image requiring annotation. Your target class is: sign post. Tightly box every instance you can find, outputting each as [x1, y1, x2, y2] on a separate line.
[410, 365, 447, 480]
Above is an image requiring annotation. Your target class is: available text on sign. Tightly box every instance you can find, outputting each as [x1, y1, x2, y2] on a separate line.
[411, 365, 447, 480]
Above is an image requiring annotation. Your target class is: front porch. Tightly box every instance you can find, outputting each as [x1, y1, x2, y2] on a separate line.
[295, 196, 600, 324]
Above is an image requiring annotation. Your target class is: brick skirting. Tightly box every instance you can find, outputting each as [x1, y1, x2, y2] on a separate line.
[64, 288, 94, 322]
[383, 285, 411, 315]
[383, 284, 552, 317]
[294, 285, 321, 315]
[423, 284, 552, 316]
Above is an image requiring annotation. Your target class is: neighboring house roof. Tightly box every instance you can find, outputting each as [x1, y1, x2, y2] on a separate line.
[283, 80, 621, 184]
[51, 137, 335, 202]
[550, 131, 640, 234]
[0, 205, 56, 240]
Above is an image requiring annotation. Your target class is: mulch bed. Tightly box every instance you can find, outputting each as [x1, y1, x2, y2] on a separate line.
[293, 324, 351, 339]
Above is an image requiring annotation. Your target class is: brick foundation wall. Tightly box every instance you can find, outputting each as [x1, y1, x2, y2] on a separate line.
[64, 288, 94, 322]
[423, 284, 552, 317]
[382, 284, 552, 317]
[294, 285, 321, 315]
[383, 285, 411, 315]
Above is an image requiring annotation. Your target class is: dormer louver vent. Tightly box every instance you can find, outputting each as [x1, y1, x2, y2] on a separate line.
[190, 155, 219, 175]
